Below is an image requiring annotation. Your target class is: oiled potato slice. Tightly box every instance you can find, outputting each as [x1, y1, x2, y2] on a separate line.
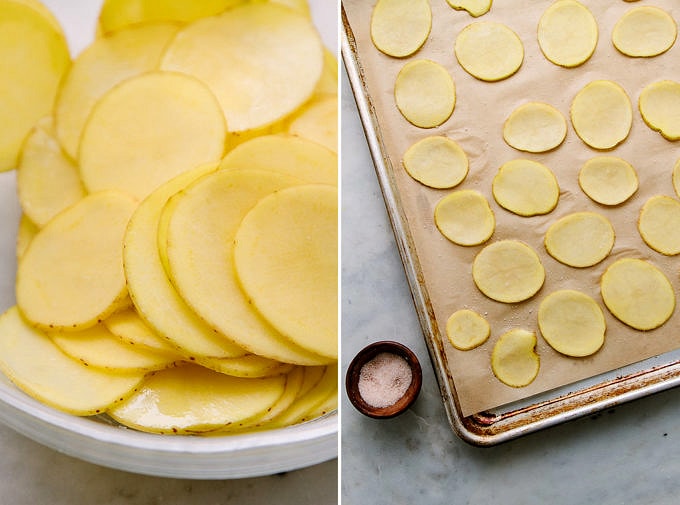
[314, 48, 339, 97]
[503, 102, 567, 153]
[16, 215, 38, 260]
[370, 0, 431, 58]
[54, 23, 179, 160]
[17, 117, 85, 228]
[104, 308, 178, 354]
[571, 80, 632, 150]
[0, 0, 70, 171]
[0, 307, 145, 416]
[108, 363, 287, 434]
[402, 136, 468, 189]
[538, 0, 597, 68]
[638, 195, 680, 255]
[160, 2, 323, 132]
[16, 190, 136, 331]
[446, 309, 490, 351]
[639, 80, 680, 141]
[673, 159, 680, 198]
[394, 59, 455, 128]
[613, 6, 677, 58]
[287, 95, 337, 153]
[434, 190, 495, 246]
[454, 21, 523, 82]
[234, 185, 338, 359]
[544, 212, 614, 268]
[79, 71, 227, 200]
[195, 355, 292, 379]
[578, 156, 638, 206]
[472, 240, 545, 303]
[445, 0, 491, 17]
[492, 159, 559, 216]
[600, 258, 675, 330]
[491, 329, 539, 388]
[538, 290, 605, 357]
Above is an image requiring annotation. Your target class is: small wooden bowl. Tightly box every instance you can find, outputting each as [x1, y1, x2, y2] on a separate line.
[345, 340, 422, 419]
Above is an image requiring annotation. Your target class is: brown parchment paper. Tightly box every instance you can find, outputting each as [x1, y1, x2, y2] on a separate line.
[343, 0, 680, 416]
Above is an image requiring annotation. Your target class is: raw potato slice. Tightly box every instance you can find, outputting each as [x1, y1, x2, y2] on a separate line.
[538, 290, 606, 357]
[160, 2, 323, 132]
[544, 212, 615, 268]
[287, 95, 338, 153]
[491, 329, 539, 388]
[445, 0, 492, 17]
[234, 185, 338, 359]
[370, 0, 432, 58]
[673, 159, 680, 198]
[240, 366, 305, 429]
[571, 80, 632, 150]
[612, 6, 677, 58]
[578, 156, 638, 206]
[639, 80, 680, 141]
[54, 23, 179, 160]
[194, 355, 292, 379]
[0, 0, 70, 171]
[314, 48, 339, 97]
[492, 159, 559, 216]
[15, 215, 38, 260]
[104, 308, 178, 354]
[446, 309, 490, 351]
[434, 190, 495, 246]
[454, 21, 523, 82]
[17, 117, 85, 228]
[472, 240, 545, 303]
[537, 0, 598, 68]
[402, 136, 468, 189]
[108, 363, 287, 434]
[16, 190, 137, 331]
[503, 102, 567, 153]
[79, 71, 227, 201]
[0, 307, 145, 416]
[600, 258, 675, 331]
[638, 195, 680, 255]
[394, 59, 455, 128]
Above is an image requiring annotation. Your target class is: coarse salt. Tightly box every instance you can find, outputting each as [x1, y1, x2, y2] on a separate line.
[358, 352, 412, 408]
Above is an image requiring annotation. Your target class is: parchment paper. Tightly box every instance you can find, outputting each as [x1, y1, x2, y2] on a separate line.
[343, 0, 680, 416]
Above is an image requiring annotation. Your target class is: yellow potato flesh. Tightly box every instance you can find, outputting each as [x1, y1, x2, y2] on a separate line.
[434, 190, 495, 246]
[394, 59, 455, 128]
[104, 307, 178, 354]
[544, 212, 614, 268]
[402, 136, 468, 189]
[537, 0, 598, 68]
[445, 0, 491, 17]
[15, 215, 38, 260]
[578, 156, 638, 206]
[314, 48, 339, 97]
[446, 309, 490, 351]
[0, 307, 145, 416]
[287, 95, 338, 153]
[503, 102, 567, 153]
[613, 6, 677, 58]
[194, 355, 291, 379]
[639, 80, 680, 141]
[538, 290, 605, 357]
[370, 0, 431, 58]
[454, 21, 523, 82]
[0, 0, 70, 171]
[234, 185, 338, 359]
[491, 329, 539, 388]
[638, 195, 680, 255]
[16, 190, 136, 331]
[492, 159, 559, 216]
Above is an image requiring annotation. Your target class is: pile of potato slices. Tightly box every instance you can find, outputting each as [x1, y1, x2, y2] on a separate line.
[0, 0, 338, 435]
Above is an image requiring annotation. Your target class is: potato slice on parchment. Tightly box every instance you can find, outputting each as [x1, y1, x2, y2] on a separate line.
[639, 80, 680, 141]
[370, 0, 431, 58]
[454, 21, 523, 82]
[502, 102, 567, 153]
[434, 190, 495, 246]
[544, 212, 615, 268]
[537, 0, 597, 68]
[445, 0, 491, 18]
[638, 195, 680, 255]
[402, 136, 468, 190]
[446, 309, 490, 351]
[492, 159, 559, 216]
[578, 156, 638, 206]
[491, 329, 539, 388]
[612, 6, 677, 58]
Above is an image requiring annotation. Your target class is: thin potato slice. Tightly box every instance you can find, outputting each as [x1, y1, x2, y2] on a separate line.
[16, 215, 38, 260]
[194, 355, 292, 379]
[491, 329, 539, 388]
[241, 366, 305, 429]
[370, 0, 432, 58]
[454, 21, 523, 82]
[79, 71, 227, 200]
[538, 290, 606, 357]
[104, 308, 178, 354]
[492, 159, 559, 216]
[434, 190, 495, 246]
[0, 306, 145, 416]
[234, 185, 338, 359]
[571, 80, 632, 150]
[314, 48, 339, 97]
[503, 102, 567, 153]
[108, 363, 287, 434]
[446, 309, 490, 351]
[613, 6, 677, 58]
[544, 212, 615, 268]
[472, 240, 545, 303]
[0, 0, 70, 171]
[394, 59, 455, 128]
[600, 258, 675, 331]
[639, 80, 680, 141]
[537, 0, 598, 68]
[402, 136, 468, 189]
[16, 190, 137, 331]
[578, 156, 638, 206]
[445, 0, 492, 17]
[160, 2, 323, 132]
[287, 95, 338, 153]
[673, 159, 680, 198]
[638, 195, 680, 255]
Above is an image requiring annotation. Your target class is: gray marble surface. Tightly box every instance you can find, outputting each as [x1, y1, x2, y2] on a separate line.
[340, 65, 680, 505]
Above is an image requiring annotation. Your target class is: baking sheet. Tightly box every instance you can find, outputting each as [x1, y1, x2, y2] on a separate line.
[343, 0, 680, 417]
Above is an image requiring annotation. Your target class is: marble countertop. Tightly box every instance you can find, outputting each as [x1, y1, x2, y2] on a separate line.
[340, 65, 680, 505]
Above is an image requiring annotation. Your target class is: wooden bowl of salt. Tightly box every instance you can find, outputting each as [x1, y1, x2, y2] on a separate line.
[345, 341, 422, 419]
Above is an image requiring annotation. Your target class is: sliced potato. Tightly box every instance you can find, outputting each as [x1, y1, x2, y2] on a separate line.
[600, 258, 675, 331]
[454, 21, 523, 82]
[538, 290, 605, 357]
[287, 95, 338, 153]
[491, 329, 539, 388]
[314, 48, 339, 97]
[445, 0, 491, 17]
[402, 136, 468, 189]
[578, 156, 638, 206]
[16, 215, 38, 260]
[502, 102, 567, 153]
[492, 159, 559, 216]
[639, 80, 680, 141]
[104, 307, 178, 354]
[544, 212, 615, 268]
[394, 59, 455, 128]
[195, 354, 292, 379]
[16, 190, 137, 331]
[612, 6, 677, 58]
[673, 159, 680, 198]
[638, 195, 680, 255]
[434, 190, 495, 246]
[0, 306, 145, 416]
[537, 0, 597, 68]
[370, 0, 432, 58]
[445, 309, 490, 351]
